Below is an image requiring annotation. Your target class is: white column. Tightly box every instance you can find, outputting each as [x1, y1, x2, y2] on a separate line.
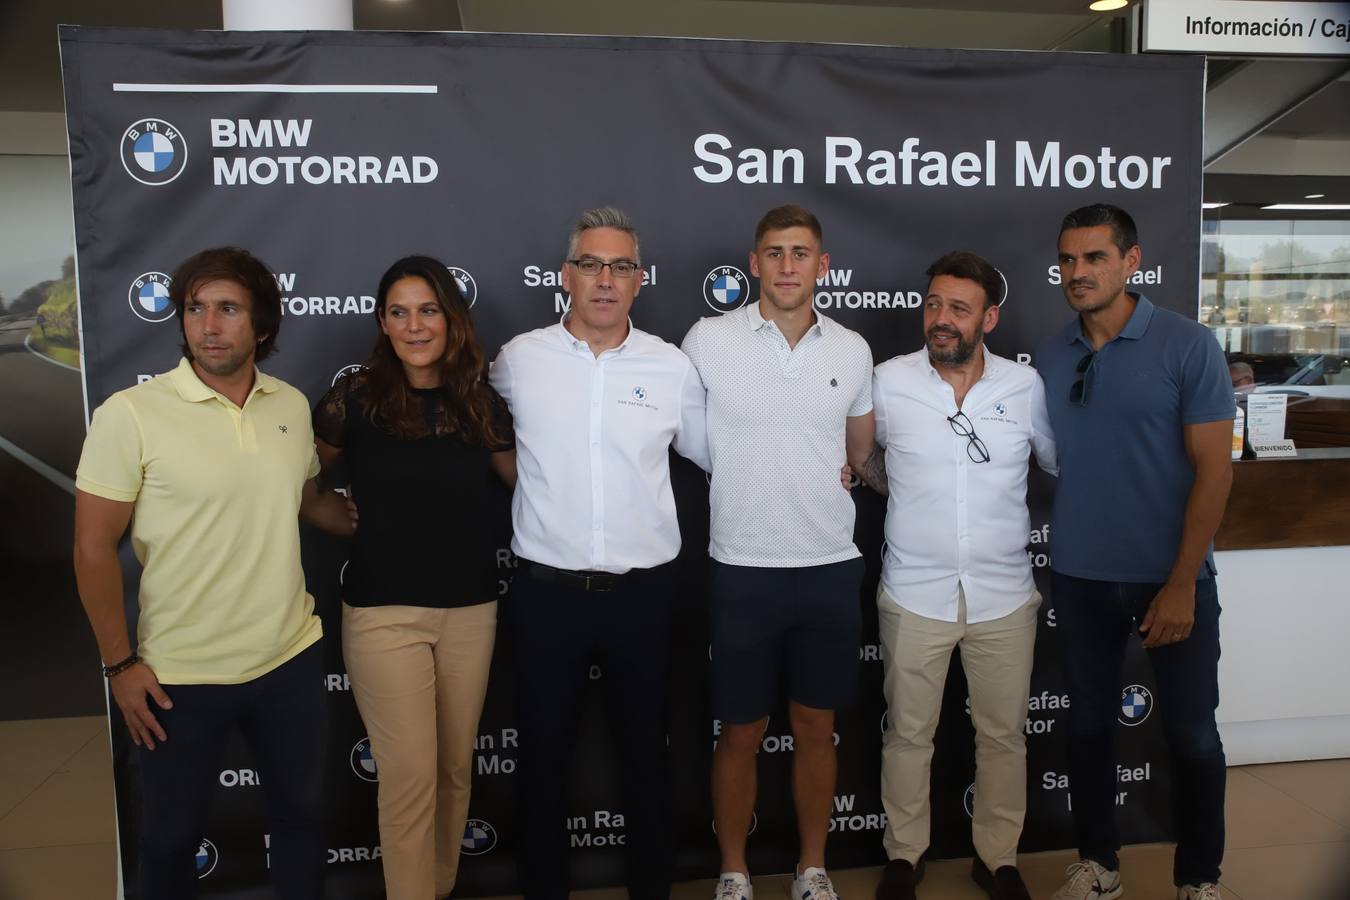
[222, 0, 353, 30]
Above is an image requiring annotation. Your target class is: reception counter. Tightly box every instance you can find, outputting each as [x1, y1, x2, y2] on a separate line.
[1215, 444, 1350, 764]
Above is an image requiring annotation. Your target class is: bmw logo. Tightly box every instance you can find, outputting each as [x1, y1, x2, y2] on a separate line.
[339, 559, 349, 586]
[703, 265, 750, 313]
[995, 267, 1009, 308]
[128, 272, 174, 323]
[963, 783, 976, 818]
[994, 402, 1007, 417]
[121, 118, 188, 186]
[632, 386, 647, 401]
[195, 838, 219, 878]
[350, 738, 379, 782]
[448, 266, 477, 308]
[461, 818, 498, 856]
[333, 364, 366, 386]
[880, 709, 890, 737]
[1118, 684, 1153, 726]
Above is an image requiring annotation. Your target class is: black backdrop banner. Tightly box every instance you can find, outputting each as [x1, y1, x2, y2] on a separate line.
[61, 27, 1203, 898]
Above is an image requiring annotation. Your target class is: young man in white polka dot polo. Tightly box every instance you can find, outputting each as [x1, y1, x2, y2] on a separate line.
[682, 205, 876, 900]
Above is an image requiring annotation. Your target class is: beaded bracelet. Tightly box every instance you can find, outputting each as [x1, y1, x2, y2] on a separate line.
[102, 654, 142, 678]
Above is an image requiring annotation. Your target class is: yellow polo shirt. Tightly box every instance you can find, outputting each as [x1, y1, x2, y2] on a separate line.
[76, 358, 323, 684]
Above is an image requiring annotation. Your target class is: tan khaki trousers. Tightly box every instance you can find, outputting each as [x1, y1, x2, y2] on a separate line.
[342, 601, 497, 900]
[878, 586, 1039, 870]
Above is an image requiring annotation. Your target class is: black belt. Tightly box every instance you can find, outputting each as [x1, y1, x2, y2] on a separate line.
[518, 560, 655, 592]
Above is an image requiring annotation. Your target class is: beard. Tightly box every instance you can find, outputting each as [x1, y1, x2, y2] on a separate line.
[926, 324, 982, 366]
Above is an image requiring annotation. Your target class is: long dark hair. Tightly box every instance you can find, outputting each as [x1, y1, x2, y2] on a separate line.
[360, 255, 504, 447]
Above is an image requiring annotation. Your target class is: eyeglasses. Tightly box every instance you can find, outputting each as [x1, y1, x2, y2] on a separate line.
[947, 410, 990, 464]
[1070, 352, 1098, 406]
[567, 257, 640, 278]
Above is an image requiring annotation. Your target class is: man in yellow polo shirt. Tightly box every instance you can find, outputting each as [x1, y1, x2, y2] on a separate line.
[73, 247, 353, 900]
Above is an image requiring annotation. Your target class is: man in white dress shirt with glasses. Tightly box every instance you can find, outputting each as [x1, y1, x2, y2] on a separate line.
[489, 207, 710, 900]
[854, 250, 1056, 900]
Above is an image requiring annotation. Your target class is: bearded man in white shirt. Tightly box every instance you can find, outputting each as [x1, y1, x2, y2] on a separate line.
[854, 251, 1057, 900]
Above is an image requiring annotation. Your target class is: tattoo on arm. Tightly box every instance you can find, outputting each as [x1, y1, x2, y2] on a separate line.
[858, 445, 888, 496]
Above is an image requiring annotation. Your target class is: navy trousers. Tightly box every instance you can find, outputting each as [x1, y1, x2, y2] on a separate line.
[137, 641, 328, 900]
[1052, 573, 1225, 887]
[508, 564, 675, 900]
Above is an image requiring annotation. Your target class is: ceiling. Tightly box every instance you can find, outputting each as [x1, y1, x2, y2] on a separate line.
[0, 0, 1123, 113]
[3, 0, 1347, 208]
[1264, 81, 1350, 140]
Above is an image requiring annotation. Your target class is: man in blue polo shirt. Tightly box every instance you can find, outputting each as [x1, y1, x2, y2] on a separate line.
[1037, 205, 1234, 900]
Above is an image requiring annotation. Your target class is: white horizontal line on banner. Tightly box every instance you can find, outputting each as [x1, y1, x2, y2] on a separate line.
[0, 434, 75, 497]
[112, 83, 438, 94]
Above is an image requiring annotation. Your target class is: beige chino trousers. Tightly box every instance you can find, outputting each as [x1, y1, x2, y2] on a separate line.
[342, 600, 497, 900]
[878, 586, 1039, 870]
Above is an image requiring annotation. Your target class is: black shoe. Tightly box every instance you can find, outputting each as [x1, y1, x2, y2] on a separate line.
[876, 858, 925, 900]
[972, 858, 1032, 900]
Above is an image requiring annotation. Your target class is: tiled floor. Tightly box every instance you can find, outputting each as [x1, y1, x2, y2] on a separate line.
[1, 716, 1346, 899]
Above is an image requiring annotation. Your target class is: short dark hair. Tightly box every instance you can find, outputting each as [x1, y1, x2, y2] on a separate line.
[925, 250, 1003, 310]
[169, 247, 282, 362]
[755, 204, 823, 246]
[1059, 204, 1139, 255]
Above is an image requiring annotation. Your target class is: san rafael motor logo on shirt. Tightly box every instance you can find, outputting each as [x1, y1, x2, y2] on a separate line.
[128, 272, 174, 323]
[978, 399, 1018, 426]
[620, 386, 657, 411]
[1119, 684, 1153, 726]
[461, 818, 498, 856]
[350, 738, 379, 782]
[704, 265, 750, 313]
[121, 118, 188, 185]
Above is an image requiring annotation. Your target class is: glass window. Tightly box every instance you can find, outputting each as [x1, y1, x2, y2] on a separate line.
[1202, 218, 1350, 397]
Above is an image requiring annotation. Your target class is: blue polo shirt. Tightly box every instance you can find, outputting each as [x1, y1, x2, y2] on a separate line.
[1036, 294, 1234, 583]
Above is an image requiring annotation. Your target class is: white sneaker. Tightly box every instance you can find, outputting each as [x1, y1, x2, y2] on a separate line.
[791, 866, 839, 900]
[714, 871, 753, 900]
[1178, 885, 1221, 900]
[1050, 859, 1123, 900]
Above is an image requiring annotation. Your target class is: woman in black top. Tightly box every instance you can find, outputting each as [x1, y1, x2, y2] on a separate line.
[313, 256, 513, 900]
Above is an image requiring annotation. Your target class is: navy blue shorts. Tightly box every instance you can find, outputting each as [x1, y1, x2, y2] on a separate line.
[709, 557, 864, 724]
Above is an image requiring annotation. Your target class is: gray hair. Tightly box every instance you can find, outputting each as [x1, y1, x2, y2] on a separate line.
[566, 206, 641, 265]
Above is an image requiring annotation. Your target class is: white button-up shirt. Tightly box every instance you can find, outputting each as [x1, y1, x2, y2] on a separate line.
[682, 303, 873, 568]
[873, 347, 1056, 623]
[489, 318, 710, 574]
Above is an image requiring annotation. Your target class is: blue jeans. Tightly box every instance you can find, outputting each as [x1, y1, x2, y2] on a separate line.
[1052, 573, 1225, 887]
[137, 641, 328, 900]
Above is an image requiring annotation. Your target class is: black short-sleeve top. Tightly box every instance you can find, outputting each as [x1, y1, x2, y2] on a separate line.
[313, 371, 514, 609]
